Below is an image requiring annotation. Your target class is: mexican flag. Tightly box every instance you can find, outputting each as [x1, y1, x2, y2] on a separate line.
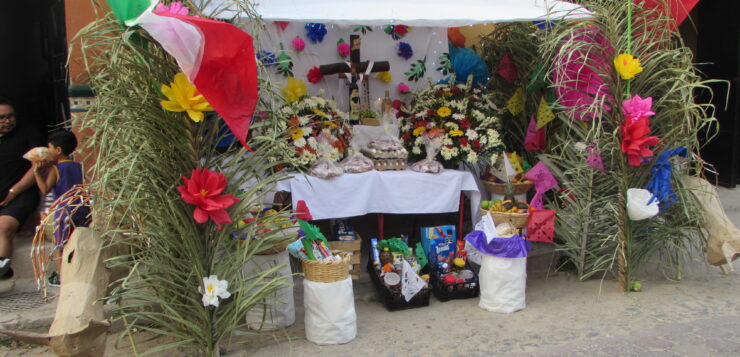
[106, 0, 258, 149]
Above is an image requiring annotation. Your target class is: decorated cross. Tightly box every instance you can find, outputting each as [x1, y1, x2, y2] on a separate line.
[319, 34, 390, 117]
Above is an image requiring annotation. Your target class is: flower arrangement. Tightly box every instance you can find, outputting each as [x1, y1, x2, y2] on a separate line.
[275, 94, 351, 167]
[399, 79, 505, 167]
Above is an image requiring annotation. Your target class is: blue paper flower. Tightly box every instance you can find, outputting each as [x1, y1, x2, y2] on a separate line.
[257, 50, 276, 66]
[305, 23, 327, 43]
[646, 147, 688, 209]
[437, 47, 489, 88]
[397, 42, 413, 60]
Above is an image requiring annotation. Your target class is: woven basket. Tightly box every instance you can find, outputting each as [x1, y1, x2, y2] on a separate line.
[482, 180, 533, 195]
[301, 250, 351, 283]
[255, 240, 292, 255]
[360, 117, 380, 126]
[488, 211, 529, 228]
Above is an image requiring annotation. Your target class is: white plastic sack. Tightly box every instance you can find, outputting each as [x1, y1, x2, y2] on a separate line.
[479, 254, 526, 313]
[303, 277, 357, 345]
[626, 188, 659, 221]
[243, 250, 295, 330]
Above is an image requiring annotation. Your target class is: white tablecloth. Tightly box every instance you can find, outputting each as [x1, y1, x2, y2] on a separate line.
[275, 169, 481, 221]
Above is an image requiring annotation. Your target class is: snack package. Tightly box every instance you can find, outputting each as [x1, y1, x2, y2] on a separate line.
[411, 134, 443, 174]
[340, 128, 374, 173]
[308, 133, 344, 179]
[23, 146, 54, 162]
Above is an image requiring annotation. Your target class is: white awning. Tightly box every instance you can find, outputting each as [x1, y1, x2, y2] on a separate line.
[199, 0, 591, 26]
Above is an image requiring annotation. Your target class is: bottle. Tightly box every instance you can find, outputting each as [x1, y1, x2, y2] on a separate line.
[380, 247, 393, 266]
[348, 67, 360, 125]
[382, 90, 393, 115]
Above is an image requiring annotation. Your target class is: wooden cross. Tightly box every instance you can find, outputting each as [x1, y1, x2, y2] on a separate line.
[319, 34, 390, 110]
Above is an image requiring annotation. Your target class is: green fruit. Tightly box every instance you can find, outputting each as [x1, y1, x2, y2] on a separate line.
[631, 281, 642, 292]
[480, 200, 491, 210]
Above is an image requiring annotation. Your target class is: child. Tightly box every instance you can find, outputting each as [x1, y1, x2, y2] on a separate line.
[33, 130, 89, 286]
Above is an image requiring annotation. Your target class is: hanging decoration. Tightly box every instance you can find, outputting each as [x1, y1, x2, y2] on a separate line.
[160, 72, 214, 123]
[506, 88, 525, 116]
[614, 53, 643, 80]
[305, 23, 327, 43]
[282, 77, 307, 103]
[586, 143, 605, 172]
[177, 168, 239, 224]
[641, 0, 700, 31]
[438, 47, 488, 87]
[552, 28, 613, 121]
[622, 94, 655, 120]
[353, 25, 373, 34]
[436, 53, 452, 75]
[527, 63, 547, 93]
[524, 162, 558, 210]
[276, 43, 294, 77]
[646, 147, 688, 208]
[620, 94, 659, 166]
[307, 66, 324, 84]
[626, 188, 659, 221]
[384, 24, 410, 40]
[397, 42, 414, 60]
[495, 53, 518, 83]
[523, 115, 546, 151]
[275, 21, 289, 31]
[376, 71, 392, 83]
[397, 83, 411, 93]
[292, 36, 305, 52]
[404, 57, 427, 82]
[447, 27, 466, 48]
[535, 97, 555, 129]
[336, 38, 350, 58]
[257, 50, 276, 66]
[155, 1, 189, 15]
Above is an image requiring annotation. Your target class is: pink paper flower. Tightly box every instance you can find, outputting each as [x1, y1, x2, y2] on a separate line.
[292, 36, 305, 52]
[337, 42, 350, 57]
[397, 83, 411, 93]
[155, 1, 189, 15]
[622, 94, 655, 121]
[587, 143, 605, 171]
[177, 168, 239, 224]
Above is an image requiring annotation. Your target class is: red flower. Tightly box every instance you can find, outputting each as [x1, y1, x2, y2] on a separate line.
[402, 131, 411, 141]
[307, 66, 324, 84]
[177, 168, 239, 224]
[472, 139, 481, 151]
[621, 117, 659, 166]
[394, 25, 409, 36]
[459, 137, 469, 146]
[393, 99, 405, 111]
[414, 120, 428, 128]
[459, 118, 471, 129]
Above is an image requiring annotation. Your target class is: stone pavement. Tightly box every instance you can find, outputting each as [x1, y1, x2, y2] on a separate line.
[1, 187, 739, 356]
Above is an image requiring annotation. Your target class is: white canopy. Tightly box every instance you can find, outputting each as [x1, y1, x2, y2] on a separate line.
[201, 0, 590, 26]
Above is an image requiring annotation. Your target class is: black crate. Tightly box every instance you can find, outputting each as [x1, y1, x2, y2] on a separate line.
[430, 265, 480, 302]
[366, 260, 430, 311]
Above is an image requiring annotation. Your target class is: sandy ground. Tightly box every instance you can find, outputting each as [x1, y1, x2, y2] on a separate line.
[2, 187, 740, 356]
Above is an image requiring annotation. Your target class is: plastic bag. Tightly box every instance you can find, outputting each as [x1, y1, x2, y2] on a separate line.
[303, 277, 357, 345]
[308, 133, 344, 178]
[411, 135, 443, 174]
[341, 128, 374, 173]
[479, 254, 527, 313]
[23, 146, 53, 162]
[243, 250, 295, 330]
[626, 188, 659, 221]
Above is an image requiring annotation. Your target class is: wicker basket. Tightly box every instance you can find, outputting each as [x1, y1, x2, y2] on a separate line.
[360, 117, 380, 126]
[488, 211, 529, 228]
[255, 240, 292, 255]
[301, 250, 351, 283]
[482, 180, 533, 195]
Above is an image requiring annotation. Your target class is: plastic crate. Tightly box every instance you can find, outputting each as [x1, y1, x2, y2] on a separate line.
[366, 259, 430, 311]
[430, 265, 480, 302]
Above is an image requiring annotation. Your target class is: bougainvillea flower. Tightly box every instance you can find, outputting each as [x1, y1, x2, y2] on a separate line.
[622, 94, 655, 121]
[621, 117, 660, 166]
[553, 28, 613, 121]
[160, 72, 214, 123]
[282, 77, 307, 103]
[177, 168, 239, 224]
[377, 71, 392, 83]
[292, 36, 305, 51]
[614, 53, 643, 80]
[307, 66, 323, 84]
[155, 1, 189, 15]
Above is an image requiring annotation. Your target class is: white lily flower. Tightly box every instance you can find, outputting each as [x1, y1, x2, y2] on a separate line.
[200, 275, 231, 308]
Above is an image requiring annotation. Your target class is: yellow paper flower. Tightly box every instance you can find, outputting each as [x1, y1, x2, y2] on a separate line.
[614, 53, 643, 80]
[437, 106, 452, 117]
[413, 126, 426, 136]
[160, 72, 213, 123]
[282, 77, 307, 103]
[449, 129, 464, 137]
[290, 128, 304, 139]
[377, 71, 392, 83]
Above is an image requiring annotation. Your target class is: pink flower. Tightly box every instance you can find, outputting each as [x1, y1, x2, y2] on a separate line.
[155, 1, 189, 15]
[177, 168, 239, 224]
[337, 42, 350, 57]
[397, 83, 411, 93]
[622, 94, 655, 121]
[292, 36, 305, 51]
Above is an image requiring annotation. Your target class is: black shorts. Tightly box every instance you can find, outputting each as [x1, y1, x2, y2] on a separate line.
[0, 188, 40, 228]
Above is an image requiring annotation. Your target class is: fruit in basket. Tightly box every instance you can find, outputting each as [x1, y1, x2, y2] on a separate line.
[480, 200, 491, 210]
